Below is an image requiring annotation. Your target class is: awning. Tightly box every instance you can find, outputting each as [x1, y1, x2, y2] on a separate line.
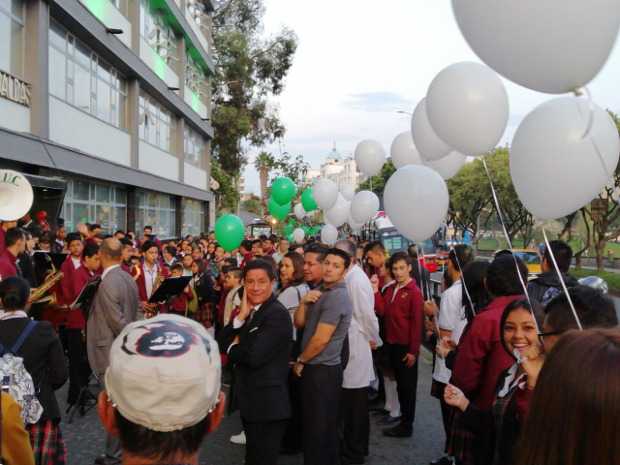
[0, 128, 214, 202]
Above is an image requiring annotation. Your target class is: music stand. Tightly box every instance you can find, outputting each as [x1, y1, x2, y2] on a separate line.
[148, 276, 191, 304]
[72, 277, 102, 322]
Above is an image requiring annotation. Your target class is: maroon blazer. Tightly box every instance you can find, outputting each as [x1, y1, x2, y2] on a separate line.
[451, 295, 521, 410]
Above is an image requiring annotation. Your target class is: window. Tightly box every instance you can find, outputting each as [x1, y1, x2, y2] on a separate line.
[183, 124, 204, 166]
[0, 0, 24, 77]
[49, 19, 127, 128]
[61, 179, 127, 232]
[139, 92, 174, 151]
[182, 198, 203, 236]
[140, 0, 178, 66]
[185, 55, 208, 104]
[136, 190, 176, 238]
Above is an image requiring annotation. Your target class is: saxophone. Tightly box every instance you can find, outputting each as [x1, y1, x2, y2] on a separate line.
[30, 270, 64, 304]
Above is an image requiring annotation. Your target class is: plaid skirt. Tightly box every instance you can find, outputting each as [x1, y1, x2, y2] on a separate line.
[27, 420, 67, 465]
[446, 408, 475, 465]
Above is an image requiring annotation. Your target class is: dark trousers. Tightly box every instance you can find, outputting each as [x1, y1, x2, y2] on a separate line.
[242, 418, 287, 465]
[388, 344, 419, 430]
[341, 387, 369, 462]
[65, 328, 90, 405]
[281, 369, 302, 453]
[301, 364, 343, 465]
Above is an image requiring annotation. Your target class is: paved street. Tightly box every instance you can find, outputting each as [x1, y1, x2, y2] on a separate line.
[61, 348, 444, 465]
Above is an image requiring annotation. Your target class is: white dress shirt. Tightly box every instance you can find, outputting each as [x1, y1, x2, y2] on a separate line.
[343, 264, 382, 389]
[433, 280, 467, 384]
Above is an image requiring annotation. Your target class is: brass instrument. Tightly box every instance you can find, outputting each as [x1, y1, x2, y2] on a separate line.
[30, 270, 64, 304]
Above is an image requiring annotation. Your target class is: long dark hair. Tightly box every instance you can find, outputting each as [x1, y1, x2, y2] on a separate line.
[280, 252, 305, 288]
[461, 260, 490, 323]
[517, 329, 620, 465]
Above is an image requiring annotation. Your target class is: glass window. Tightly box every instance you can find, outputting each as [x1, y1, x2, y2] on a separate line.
[183, 124, 204, 166]
[62, 179, 127, 232]
[0, 0, 24, 77]
[48, 19, 127, 128]
[140, 0, 177, 66]
[139, 91, 174, 152]
[182, 198, 203, 236]
[135, 189, 176, 238]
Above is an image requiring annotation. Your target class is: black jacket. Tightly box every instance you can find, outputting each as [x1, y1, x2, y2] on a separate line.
[527, 271, 579, 307]
[217, 294, 292, 423]
[0, 317, 68, 421]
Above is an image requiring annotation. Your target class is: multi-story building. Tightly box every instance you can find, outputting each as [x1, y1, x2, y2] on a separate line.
[0, 0, 215, 238]
[304, 144, 363, 191]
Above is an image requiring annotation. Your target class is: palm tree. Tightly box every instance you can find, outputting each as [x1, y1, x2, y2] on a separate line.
[254, 151, 276, 214]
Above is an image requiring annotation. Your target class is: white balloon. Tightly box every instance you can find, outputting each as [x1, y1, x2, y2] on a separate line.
[426, 62, 509, 157]
[292, 228, 305, 244]
[390, 131, 423, 168]
[324, 194, 350, 228]
[340, 184, 356, 201]
[350, 190, 380, 223]
[384, 165, 449, 242]
[293, 203, 306, 220]
[348, 211, 364, 232]
[312, 178, 338, 210]
[511, 97, 620, 220]
[411, 98, 452, 161]
[320, 224, 339, 246]
[354, 140, 386, 176]
[452, 0, 620, 94]
[426, 151, 467, 180]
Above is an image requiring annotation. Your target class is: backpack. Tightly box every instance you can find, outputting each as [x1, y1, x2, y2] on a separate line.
[0, 320, 44, 424]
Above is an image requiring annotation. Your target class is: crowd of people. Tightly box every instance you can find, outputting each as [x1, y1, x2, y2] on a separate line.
[0, 216, 618, 465]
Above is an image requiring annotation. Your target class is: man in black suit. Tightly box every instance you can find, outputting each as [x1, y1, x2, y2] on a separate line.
[218, 259, 292, 465]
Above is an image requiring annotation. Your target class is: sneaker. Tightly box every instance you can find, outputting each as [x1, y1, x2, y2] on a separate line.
[378, 415, 401, 426]
[383, 423, 413, 438]
[230, 431, 246, 445]
[430, 457, 454, 465]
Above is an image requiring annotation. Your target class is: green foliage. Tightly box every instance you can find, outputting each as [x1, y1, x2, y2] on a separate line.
[211, 0, 298, 176]
[241, 195, 262, 215]
[273, 153, 310, 187]
[359, 160, 396, 196]
[211, 159, 238, 212]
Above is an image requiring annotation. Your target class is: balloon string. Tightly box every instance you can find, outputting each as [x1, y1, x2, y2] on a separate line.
[481, 157, 539, 333]
[541, 227, 583, 330]
[573, 88, 612, 181]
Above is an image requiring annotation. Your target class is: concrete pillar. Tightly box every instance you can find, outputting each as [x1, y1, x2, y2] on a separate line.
[25, 0, 50, 138]
[175, 195, 183, 238]
[127, 0, 141, 53]
[126, 79, 140, 169]
[126, 187, 137, 234]
[175, 117, 185, 183]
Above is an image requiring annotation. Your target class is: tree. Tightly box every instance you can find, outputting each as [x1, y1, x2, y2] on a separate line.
[272, 152, 310, 187]
[211, 159, 238, 212]
[241, 194, 262, 215]
[447, 159, 492, 245]
[210, 0, 298, 210]
[254, 151, 276, 209]
[359, 160, 396, 197]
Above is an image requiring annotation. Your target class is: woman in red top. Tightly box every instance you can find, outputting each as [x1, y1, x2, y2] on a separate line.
[372, 252, 424, 438]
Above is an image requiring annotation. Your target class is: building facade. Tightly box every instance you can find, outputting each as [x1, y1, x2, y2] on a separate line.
[0, 0, 215, 238]
[305, 144, 363, 191]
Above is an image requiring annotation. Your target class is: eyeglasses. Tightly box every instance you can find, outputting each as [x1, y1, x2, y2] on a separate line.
[537, 331, 562, 345]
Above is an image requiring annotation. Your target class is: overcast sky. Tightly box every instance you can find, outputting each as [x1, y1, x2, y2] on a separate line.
[241, 0, 620, 195]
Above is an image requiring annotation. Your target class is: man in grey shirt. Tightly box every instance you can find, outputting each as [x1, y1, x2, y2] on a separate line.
[294, 248, 353, 465]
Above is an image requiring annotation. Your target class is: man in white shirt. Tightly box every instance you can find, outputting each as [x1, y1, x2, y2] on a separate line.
[430, 245, 473, 465]
[336, 240, 382, 465]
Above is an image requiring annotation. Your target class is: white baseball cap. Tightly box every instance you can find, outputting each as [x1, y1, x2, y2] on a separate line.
[105, 314, 221, 432]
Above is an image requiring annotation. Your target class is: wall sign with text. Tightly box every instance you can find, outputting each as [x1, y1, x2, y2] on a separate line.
[0, 70, 31, 107]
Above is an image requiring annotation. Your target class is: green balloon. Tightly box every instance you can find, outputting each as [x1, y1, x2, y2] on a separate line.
[214, 214, 245, 252]
[301, 187, 317, 212]
[283, 222, 295, 236]
[287, 233, 294, 242]
[268, 197, 291, 221]
[271, 177, 297, 206]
